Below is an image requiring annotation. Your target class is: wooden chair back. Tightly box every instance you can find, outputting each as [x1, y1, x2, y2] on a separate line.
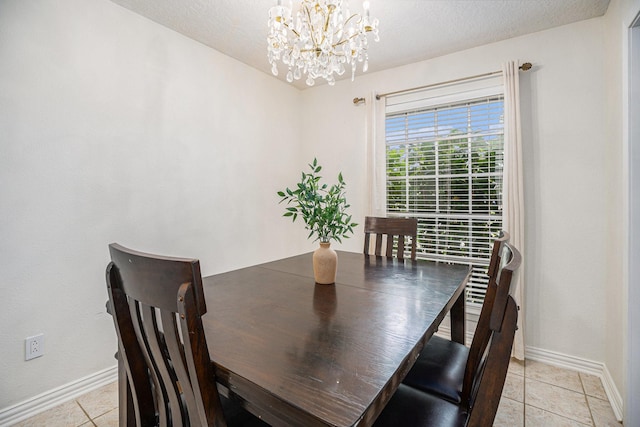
[363, 216, 418, 260]
[465, 242, 521, 426]
[106, 243, 226, 427]
[458, 232, 510, 404]
[487, 231, 510, 283]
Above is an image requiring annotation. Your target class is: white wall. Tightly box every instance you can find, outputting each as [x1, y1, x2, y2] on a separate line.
[0, 0, 308, 409]
[302, 15, 621, 387]
[0, 0, 630, 417]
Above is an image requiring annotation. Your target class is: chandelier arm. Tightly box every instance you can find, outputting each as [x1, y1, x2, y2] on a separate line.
[319, 10, 330, 53]
[303, 4, 320, 51]
[332, 14, 360, 45]
[300, 48, 347, 55]
[323, 5, 333, 33]
[283, 21, 301, 39]
[343, 14, 361, 27]
[334, 31, 363, 47]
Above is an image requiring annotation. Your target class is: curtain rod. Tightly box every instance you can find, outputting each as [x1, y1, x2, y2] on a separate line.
[352, 62, 532, 106]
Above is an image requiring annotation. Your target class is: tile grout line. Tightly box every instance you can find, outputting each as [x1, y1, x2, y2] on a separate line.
[74, 400, 97, 427]
[579, 373, 598, 427]
[523, 362, 526, 427]
[523, 395, 592, 425]
[523, 364, 595, 427]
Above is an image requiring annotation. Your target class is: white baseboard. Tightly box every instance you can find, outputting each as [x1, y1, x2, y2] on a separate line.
[525, 346, 624, 422]
[0, 365, 118, 427]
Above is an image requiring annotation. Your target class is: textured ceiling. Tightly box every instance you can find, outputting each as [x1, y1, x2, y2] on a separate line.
[108, 0, 610, 89]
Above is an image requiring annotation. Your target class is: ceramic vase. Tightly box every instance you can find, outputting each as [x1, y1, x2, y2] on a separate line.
[313, 242, 337, 285]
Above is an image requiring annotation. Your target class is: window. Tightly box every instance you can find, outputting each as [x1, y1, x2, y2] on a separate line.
[384, 92, 504, 306]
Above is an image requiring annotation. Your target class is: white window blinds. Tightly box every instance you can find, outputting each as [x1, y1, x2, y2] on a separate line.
[384, 78, 504, 305]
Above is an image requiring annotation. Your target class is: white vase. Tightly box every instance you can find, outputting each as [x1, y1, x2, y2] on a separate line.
[313, 242, 337, 285]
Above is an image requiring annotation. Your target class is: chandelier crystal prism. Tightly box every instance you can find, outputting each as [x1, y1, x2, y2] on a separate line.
[267, 0, 379, 86]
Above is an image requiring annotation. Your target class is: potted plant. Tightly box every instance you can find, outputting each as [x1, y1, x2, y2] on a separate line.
[277, 158, 358, 284]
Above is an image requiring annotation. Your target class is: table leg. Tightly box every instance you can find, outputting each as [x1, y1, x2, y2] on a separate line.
[450, 291, 466, 344]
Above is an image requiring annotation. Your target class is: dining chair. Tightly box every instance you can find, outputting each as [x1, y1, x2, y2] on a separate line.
[363, 216, 418, 260]
[106, 243, 267, 427]
[374, 242, 521, 427]
[401, 232, 511, 406]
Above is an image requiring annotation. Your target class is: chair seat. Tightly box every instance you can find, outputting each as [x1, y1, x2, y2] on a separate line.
[373, 384, 467, 427]
[402, 335, 468, 403]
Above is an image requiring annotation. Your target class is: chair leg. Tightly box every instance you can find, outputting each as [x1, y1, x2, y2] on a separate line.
[118, 353, 136, 427]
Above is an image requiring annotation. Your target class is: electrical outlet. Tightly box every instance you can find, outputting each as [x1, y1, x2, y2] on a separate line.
[25, 334, 44, 360]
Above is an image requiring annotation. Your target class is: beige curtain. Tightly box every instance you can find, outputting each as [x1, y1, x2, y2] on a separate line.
[502, 61, 525, 360]
[366, 92, 387, 217]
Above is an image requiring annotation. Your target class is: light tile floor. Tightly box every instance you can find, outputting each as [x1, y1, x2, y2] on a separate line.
[494, 359, 621, 427]
[12, 360, 621, 426]
[11, 381, 118, 427]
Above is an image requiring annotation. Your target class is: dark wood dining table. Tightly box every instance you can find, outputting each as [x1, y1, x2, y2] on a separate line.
[201, 250, 471, 427]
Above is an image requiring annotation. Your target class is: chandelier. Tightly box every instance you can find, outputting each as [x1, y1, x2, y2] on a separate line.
[267, 0, 380, 86]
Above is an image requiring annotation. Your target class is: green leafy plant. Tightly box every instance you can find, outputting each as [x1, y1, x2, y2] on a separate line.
[277, 158, 358, 243]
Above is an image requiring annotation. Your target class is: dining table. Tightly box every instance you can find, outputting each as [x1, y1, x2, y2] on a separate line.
[200, 250, 471, 427]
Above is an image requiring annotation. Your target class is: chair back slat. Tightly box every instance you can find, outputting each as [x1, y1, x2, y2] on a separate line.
[139, 303, 185, 426]
[363, 217, 418, 260]
[466, 297, 519, 427]
[465, 243, 521, 425]
[179, 282, 228, 427]
[106, 243, 228, 427]
[490, 245, 521, 331]
[375, 232, 384, 256]
[106, 263, 157, 427]
[487, 232, 510, 281]
[397, 235, 406, 256]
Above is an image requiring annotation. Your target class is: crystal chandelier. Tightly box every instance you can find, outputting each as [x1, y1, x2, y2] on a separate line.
[267, 0, 380, 86]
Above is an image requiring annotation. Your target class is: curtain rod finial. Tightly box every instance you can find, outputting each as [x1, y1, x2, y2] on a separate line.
[519, 62, 532, 71]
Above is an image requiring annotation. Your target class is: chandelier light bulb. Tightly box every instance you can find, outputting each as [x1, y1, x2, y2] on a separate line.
[267, 0, 379, 86]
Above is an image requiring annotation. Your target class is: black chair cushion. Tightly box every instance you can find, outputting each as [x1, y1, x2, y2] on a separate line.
[402, 335, 468, 403]
[373, 384, 467, 427]
[222, 395, 270, 427]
